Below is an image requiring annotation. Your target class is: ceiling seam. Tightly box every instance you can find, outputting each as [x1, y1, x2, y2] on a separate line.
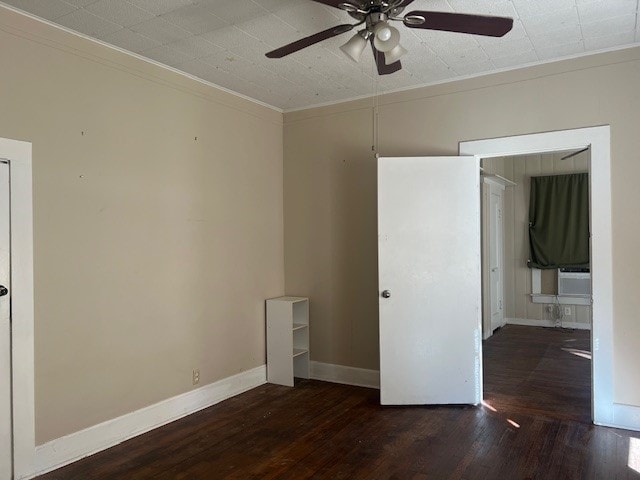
[574, 0, 586, 52]
[230, 18, 359, 93]
[510, 2, 541, 64]
[635, 0, 639, 42]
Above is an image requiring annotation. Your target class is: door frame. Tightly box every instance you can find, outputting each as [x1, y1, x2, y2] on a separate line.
[0, 137, 34, 479]
[459, 126, 613, 427]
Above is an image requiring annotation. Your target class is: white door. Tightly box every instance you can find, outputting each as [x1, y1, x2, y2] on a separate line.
[378, 156, 482, 405]
[488, 185, 504, 332]
[0, 161, 11, 478]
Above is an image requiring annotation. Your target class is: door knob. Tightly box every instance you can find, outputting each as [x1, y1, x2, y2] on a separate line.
[0, 285, 7, 297]
[381, 290, 391, 298]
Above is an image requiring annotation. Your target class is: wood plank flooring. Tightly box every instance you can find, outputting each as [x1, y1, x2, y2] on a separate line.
[38, 325, 639, 479]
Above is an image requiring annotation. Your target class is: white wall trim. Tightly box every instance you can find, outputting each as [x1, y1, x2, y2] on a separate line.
[599, 403, 640, 432]
[506, 318, 591, 330]
[0, 137, 35, 480]
[310, 361, 380, 389]
[32, 365, 266, 478]
[460, 126, 614, 428]
[596, 403, 640, 432]
[0, 3, 283, 114]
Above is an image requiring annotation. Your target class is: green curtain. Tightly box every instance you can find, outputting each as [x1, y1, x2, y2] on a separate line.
[528, 173, 589, 269]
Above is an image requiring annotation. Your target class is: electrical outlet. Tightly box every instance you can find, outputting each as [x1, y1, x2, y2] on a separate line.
[192, 369, 200, 385]
[564, 306, 572, 316]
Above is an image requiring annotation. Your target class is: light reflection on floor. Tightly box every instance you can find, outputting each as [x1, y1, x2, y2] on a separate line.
[481, 400, 522, 429]
[561, 347, 592, 360]
[507, 419, 521, 428]
[481, 400, 497, 412]
[630, 437, 640, 473]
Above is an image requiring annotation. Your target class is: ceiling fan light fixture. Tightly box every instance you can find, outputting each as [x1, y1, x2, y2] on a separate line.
[384, 43, 408, 64]
[376, 25, 392, 42]
[340, 30, 369, 63]
[373, 22, 400, 52]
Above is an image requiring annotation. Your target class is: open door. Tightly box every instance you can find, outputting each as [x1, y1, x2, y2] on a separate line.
[0, 161, 11, 478]
[378, 156, 482, 405]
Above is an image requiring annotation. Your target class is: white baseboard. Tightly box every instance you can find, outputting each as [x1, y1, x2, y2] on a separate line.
[596, 403, 640, 432]
[310, 361, 380, 389]
[612, 403, 640, 431]
[26, 357, 637, 480]
[506, 318, 591, 330]
[33, 365, 266, 478]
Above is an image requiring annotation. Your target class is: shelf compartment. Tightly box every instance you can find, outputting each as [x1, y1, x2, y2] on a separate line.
[293, 348, 308, 358]
[292, 323, 308, 331]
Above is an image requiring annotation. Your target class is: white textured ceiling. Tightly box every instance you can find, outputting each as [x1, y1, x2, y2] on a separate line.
[2, 0, 639, 110]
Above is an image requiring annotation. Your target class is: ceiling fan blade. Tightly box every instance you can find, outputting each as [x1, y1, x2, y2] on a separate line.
[404, 11, 513, 37]
[265, 24, 354, 58]
[370, 38, 402, 75]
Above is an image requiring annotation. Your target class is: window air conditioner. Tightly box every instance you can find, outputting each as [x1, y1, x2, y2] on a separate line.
[557, 269, 591, 296]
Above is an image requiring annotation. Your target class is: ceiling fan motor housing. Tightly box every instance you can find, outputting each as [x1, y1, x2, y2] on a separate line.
[366, 12, 388, 30]
[345, 0, 407, 22]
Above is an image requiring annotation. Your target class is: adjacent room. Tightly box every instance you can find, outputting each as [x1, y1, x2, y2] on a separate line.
[481, 149, 593, 423]
[1, 0, 640, 479]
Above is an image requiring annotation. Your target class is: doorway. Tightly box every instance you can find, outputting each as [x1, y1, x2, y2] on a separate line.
[460, 126, 614, 427]
[0, 136, 34, 479]
[479, 148, 593, 421]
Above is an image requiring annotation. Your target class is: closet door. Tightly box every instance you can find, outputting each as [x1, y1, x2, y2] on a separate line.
[483, 178, 504, 338]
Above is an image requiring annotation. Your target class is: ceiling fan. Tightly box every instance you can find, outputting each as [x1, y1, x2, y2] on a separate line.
[265, 0, 514, 75]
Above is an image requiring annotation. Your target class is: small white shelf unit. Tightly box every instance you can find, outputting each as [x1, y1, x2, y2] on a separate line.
[266, 296, 310, 387]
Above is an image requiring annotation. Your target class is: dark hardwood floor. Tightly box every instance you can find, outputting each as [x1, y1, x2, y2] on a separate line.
[39, 325, 639, 479]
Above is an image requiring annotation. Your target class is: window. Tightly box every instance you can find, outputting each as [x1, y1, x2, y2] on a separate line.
[528, 173, 589, 269]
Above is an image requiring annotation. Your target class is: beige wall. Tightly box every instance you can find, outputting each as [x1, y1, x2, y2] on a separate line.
[483, 151, 591, 326]
[4, 2, 640, 445]
[284, 46, 640, 406]
[0, 7, 284, 444]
